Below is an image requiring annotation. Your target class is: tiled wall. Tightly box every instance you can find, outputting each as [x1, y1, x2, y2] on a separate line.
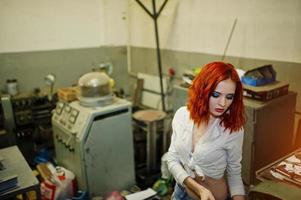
[0, 46, 133, 97]
[1, 45, 300, 114]
[129, 46, 301, 114]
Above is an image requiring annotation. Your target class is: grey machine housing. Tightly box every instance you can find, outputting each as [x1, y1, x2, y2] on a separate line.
[52, 98, 136, 197]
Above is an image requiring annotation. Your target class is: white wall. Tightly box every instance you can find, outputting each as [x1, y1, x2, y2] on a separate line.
[0, 0, 127, 53]
[129, 0, 301, 63]
[2, 0, 300, 63]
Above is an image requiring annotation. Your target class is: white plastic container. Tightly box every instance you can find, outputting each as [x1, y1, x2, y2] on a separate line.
[6, 79, 18, 96]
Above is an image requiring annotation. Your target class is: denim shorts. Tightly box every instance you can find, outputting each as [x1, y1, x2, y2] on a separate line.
[171, 184, 194, 200]
[171, 183, 231, 200]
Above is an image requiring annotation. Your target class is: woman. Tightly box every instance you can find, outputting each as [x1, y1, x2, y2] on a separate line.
[167, 62, 245, 200]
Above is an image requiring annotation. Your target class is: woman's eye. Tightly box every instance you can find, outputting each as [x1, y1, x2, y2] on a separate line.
[211, 92, 220, 98]
[226, 94, 234, 100]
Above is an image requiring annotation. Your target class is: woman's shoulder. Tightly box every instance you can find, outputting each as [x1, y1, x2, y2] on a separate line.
[219, 122, 244, 136]
[172, 106, 190, 125]
[224, 127, 244, 145]
[230, 127, 244, 136]
[174, 106, 189, 118]
[172, 106, 192, 135]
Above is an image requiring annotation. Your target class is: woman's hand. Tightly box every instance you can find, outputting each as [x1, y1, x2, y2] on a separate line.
[185, 181, 215, 200]
[186, 187, 201, 200]
[198, 185, 215, 200]
[232, 195, 245, 200]
[184, 177, 215, 200]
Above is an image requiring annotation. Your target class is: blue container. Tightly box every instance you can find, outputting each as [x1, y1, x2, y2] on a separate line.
[34, 148, 51, 164]
[242, 76, 275, 86]
[71, 191, 89, 200]
[241, 65, 276, 86]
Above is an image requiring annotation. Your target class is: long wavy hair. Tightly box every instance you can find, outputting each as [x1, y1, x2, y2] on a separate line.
[187, 61, 245, 133]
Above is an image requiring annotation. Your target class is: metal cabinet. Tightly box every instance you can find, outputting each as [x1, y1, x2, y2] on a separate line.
[243, 92, 296, 185]
[172, 85, 297, 185]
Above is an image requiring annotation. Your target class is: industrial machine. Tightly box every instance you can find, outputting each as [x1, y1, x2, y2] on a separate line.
[0, 95, 16, 148]
[12, 93, 56, 165]
[0, 92, 56, 162]
[52, 72, 136, 197]
[52, 99, 136, 197]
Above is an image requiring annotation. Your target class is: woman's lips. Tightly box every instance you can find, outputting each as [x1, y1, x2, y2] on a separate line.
[215, 108, 224, 113]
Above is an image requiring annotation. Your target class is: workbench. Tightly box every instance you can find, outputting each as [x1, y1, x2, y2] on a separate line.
[249, 148, 301, 200]
[0, 145, 40, 199]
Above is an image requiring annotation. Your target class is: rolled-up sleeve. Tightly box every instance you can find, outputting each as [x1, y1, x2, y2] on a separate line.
[225, 129, 245, 196]
[166, 107, 189, 186]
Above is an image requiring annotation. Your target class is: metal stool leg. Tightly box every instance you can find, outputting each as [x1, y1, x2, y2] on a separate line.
[146, 121, 157, 174]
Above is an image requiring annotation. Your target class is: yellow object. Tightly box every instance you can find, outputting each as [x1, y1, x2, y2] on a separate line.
[32, 169, 39, 177]
[16, 194, 23, 200]
[109, 79, 115, 88]
[193, 67, 202, 75]
[16, 191, 37, 200]
[58, 87, 79, 102]
[27, 191, 37, 200]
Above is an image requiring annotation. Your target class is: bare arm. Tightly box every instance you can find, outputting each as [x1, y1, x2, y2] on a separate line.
[186, 187, 200, 200]
[232, 195, 245, 200]
[183, 177, 215, 200]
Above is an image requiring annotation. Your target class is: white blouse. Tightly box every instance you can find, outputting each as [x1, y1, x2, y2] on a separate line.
[166, 106, 245, 196]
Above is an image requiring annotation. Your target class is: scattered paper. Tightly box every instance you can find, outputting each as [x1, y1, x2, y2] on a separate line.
[125, 188, 157, 200]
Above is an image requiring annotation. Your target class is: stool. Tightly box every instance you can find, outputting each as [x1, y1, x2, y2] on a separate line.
[133, 109, 166, 174]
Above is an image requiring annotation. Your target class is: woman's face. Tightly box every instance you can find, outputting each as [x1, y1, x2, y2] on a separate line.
[209, 78, 236, 117]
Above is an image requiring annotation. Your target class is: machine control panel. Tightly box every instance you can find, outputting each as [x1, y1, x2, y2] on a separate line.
[56, 102, 65, 115]
[53, 102, 82, 152]
[69, 109, 79, 124]
[53, 102, 81, 134]
[65, 105, 71, 113]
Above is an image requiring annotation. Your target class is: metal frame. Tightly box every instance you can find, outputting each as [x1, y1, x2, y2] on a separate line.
[135, 0, 169, 111]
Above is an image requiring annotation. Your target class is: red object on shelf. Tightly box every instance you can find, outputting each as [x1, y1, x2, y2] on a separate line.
[168, 68, 175, 77]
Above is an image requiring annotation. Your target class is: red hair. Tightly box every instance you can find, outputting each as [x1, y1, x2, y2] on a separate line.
[187, 61, 245, 133]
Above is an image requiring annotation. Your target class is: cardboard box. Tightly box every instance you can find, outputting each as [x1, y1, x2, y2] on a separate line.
[243, 81, 289, 101]
[57, 87, 79, 102]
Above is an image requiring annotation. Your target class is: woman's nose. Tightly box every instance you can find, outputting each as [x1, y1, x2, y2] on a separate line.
[218, 97, 226, 107]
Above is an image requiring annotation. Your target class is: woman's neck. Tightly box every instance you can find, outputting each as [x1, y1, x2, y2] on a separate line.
[208, 115, 217, 126]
